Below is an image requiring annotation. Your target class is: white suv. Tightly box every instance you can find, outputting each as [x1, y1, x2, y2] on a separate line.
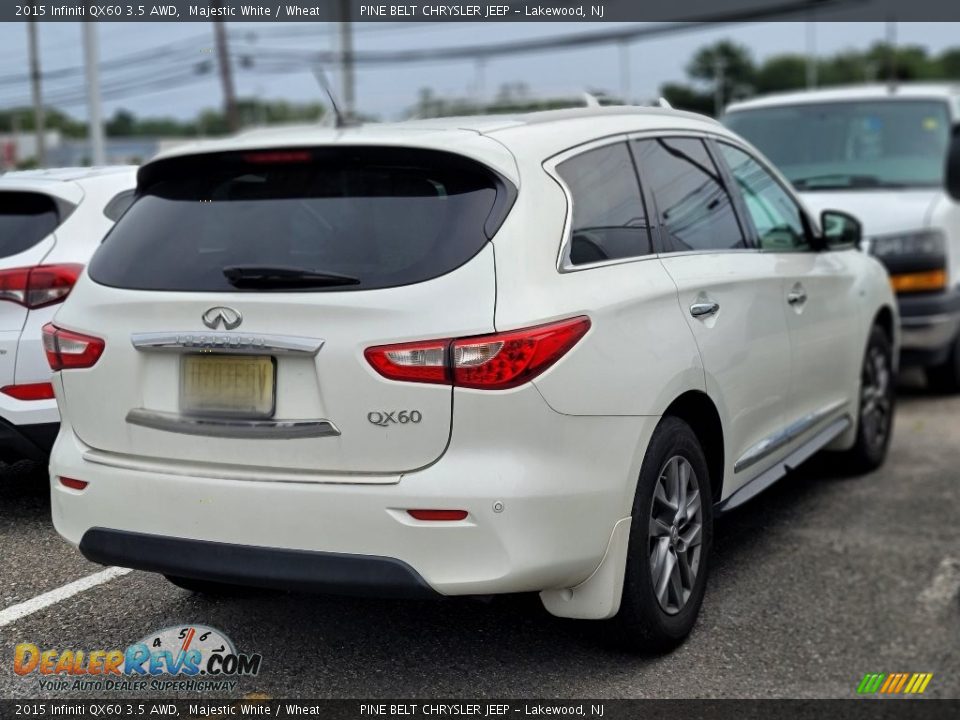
[0, 166, 136, 464]
[47, 109, 896, 649]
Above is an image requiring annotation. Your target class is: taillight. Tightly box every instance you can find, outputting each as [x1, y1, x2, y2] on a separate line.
[41, 323, 105, 371]
[365, 316, 590, 390]
[0, 264, 83, 309]
[1, 382, 55, 400]
[59, 477, 88, 490]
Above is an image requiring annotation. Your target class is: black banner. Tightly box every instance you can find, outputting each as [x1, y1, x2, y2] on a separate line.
[2, 700, 960, 720]
[7, 0, 960, 23]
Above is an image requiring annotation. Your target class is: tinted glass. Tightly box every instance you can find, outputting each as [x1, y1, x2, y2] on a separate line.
[724, 100, 950, 189]
[89, 148, 504, 292]
[633, 138, 745, 252]
[556, 142, 651, 265]
[103, 190, 135, 222]
[718, 143, 808, 251]
[0, 192, 59, 258]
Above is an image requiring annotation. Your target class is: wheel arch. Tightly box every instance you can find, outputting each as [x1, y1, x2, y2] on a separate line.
[662, 390, 725, 504]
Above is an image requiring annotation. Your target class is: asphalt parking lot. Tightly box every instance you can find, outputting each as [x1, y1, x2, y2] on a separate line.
[1, 372, 958, 700]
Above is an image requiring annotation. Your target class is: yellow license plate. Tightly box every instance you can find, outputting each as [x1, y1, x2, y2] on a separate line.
[180, 355, 276, 418]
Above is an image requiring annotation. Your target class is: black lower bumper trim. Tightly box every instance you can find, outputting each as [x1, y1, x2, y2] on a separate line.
[79, 528, 439, 599]
[0, 420, 58, 462]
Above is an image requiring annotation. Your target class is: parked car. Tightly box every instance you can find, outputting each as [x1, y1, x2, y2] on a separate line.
[47, 108, 896, 649]
[0, 166, 136, 464]
[725, 84, 960, 390]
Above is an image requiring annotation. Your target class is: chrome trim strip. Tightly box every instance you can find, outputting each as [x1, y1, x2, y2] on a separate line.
[734, 399, 848, 474]
[717, 415, 851, 514]
[131, 332, 324, 356]
[126, 409, 341, 439]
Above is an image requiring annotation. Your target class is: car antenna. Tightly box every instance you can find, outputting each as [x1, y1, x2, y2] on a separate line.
[312, 65, 352, 128]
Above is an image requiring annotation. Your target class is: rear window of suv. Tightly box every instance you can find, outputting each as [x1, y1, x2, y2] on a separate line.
[0, 192, 60, 259]
[89, 147, 514, 292]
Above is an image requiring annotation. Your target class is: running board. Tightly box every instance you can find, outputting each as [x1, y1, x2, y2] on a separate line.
[714, 415, 851, 515]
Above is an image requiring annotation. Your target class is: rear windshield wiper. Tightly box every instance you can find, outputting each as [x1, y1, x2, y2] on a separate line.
[223, 265, 361, 289]
[791, 174, 906, 190]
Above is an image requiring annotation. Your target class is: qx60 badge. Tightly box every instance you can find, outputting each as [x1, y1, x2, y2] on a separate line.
[202, 306, 243, 330]
[368, 410, 423, 427]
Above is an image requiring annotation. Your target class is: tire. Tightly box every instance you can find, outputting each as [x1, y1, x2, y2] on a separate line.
[924, 333, 960, 393]
[842, 324, 896, 474]
[165, 575, 245, 595]
[609, 416, 713, 652]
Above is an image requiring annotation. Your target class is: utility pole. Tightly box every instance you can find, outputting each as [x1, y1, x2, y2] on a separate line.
[805, 20, 818, 89]
[619, 41, 631, 104]
[713, 56, 725, 117]
[337, 0, 355, 119]
[27, 21, 45, 167]
[886, 18, 898, 92]
[82, 20, 106, 166]
[212, 6, 239, 132]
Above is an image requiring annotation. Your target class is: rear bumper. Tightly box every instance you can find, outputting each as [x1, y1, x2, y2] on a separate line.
[898, 289, 960, 365]
[80, 528, 438, 599]
[51, 384, 655, 601]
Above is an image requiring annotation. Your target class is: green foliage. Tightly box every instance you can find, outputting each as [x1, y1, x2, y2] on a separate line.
[663, 39, 960, 117]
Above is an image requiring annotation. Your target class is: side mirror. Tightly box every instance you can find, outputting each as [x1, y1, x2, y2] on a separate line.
[947, 126, 960, 202]
[820, 210, 862, 249]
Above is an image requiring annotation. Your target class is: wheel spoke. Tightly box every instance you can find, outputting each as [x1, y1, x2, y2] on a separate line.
[650, 536, 669, 581]
[656, 548, 676, 607]
[653, 478, 678, 513]
[681, 522, 702, 548]
[668, 555, 684, 607]
[683, 489, 701, 526]
[650, 516, 672, 538]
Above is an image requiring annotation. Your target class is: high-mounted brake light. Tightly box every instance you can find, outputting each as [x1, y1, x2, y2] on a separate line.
[365, 316, 591, 390]
[242, 151, 312, 164]
[0, 264, 83, 310]
[1, 382, 55, 400]
[42, 323, 105, 371]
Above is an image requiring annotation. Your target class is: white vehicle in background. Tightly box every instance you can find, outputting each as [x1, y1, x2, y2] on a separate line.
[725, 84, 960, 390]
[0, 166, 137, 464]
[47, 109, 895, 650]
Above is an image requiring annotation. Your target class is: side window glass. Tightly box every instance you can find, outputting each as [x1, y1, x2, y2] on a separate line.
[718, 143, 809, 251]
[632, 137, 745, 253]
[556, 142, 652, 266]
[103, 190, 136, 222]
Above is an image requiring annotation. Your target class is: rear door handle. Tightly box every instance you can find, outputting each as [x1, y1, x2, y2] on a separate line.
[690, 302, 720, 318]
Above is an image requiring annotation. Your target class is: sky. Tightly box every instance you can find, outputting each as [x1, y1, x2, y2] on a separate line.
[0, 21, 958, 122]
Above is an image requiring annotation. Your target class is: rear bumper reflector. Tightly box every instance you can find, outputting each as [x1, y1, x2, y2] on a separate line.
[1, 382, 55, 400]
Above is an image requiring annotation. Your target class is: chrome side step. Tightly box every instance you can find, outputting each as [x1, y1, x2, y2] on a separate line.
[715, 415, 851, 515]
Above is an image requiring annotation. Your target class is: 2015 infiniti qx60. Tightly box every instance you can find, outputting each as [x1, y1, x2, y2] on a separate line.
[46, 107, 897, 649]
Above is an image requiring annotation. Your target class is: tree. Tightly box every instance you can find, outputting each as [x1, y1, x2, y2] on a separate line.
[687, 40, 756, 108]
[754, 55, 808, 94]
[106, 109, 136, 137]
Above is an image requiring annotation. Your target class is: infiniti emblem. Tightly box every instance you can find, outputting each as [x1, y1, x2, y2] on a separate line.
[201, 306, 243, 330]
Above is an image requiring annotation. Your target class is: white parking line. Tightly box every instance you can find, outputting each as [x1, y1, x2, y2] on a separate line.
[919, 556, 960, 613]
[0, 567, 132, 628]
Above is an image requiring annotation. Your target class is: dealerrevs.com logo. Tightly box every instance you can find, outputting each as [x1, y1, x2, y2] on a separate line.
[14, 625, 262, 693]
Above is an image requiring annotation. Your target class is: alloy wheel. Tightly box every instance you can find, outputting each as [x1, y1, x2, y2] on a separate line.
[860, 344, 892, 451]
[648, 455, 703, 615]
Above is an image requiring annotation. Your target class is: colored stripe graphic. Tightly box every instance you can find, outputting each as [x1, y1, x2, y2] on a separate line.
[858, 673, 933, 694]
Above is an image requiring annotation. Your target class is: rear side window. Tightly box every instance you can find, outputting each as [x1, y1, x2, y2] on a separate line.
[556, 142, 652, 266]
[89, 147, 510, 292]
[0, 192, 59, 259]
[632, 138, 746, 253]
[103, 190, 135, 222]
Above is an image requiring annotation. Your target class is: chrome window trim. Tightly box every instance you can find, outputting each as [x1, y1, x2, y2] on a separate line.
[131, 332, 324, 356]
[548, 129, 766, 272]
[126, 408, 341, 439]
